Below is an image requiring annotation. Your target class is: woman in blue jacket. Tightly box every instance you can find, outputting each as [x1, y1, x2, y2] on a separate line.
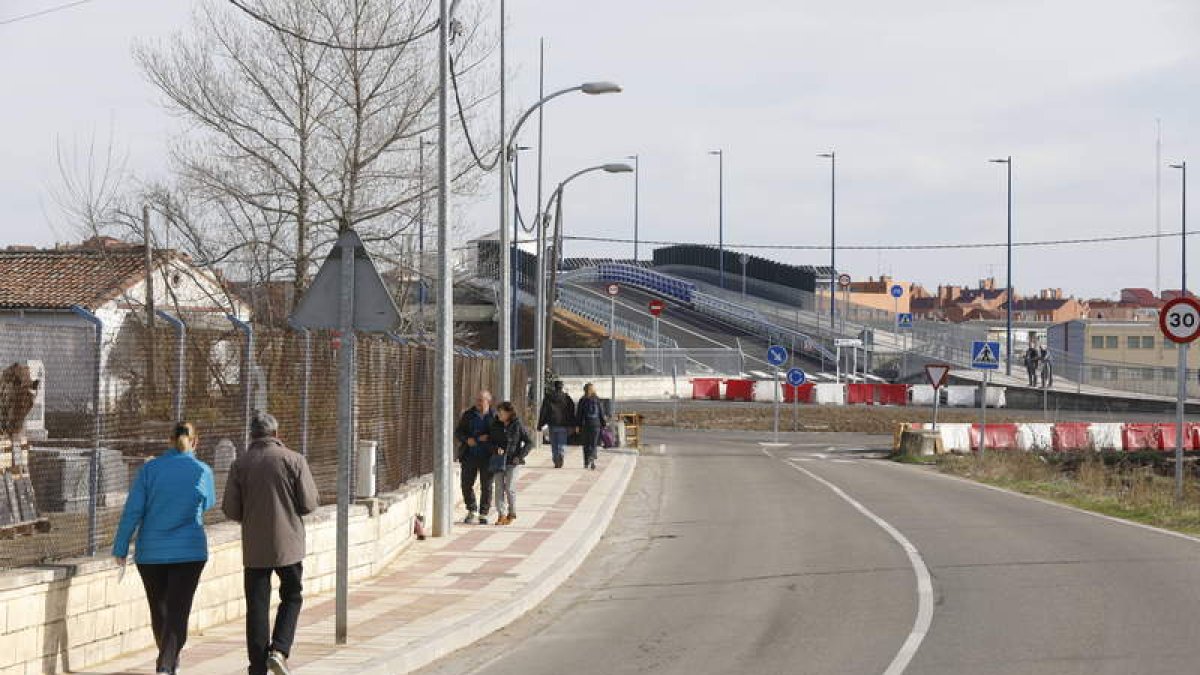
[113, 422, 216, 675]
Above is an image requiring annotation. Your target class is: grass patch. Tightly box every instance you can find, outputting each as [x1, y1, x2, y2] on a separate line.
[933, 452, 1200, 536]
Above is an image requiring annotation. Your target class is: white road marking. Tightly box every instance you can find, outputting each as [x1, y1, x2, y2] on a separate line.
[831, 459, 856, 464]
[763, 448, 933, 675]
[810, 452, 827, 459]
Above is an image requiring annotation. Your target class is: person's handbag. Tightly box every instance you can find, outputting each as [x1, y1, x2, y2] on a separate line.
[488, 453, 507, 473]
[599, 426, 616, 449]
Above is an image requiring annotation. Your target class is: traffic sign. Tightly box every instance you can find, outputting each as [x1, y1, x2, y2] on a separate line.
[834, 338, 863, 348]
[606, 283, 620, 297]
[648, 299, 665, 317]
[838, 273, 852, 288]
[890, 284, 904, 299]
[786, 368, 807, 387]
[897, 312, 914, 329]
[1159, 297, 1200, 344]
[970, 341, 1001, 370]
[924, 364, 950, 389]
[766, 345, 789, 366]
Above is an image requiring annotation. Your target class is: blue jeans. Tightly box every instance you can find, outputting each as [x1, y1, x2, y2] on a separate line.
[549, 427, 570, 462]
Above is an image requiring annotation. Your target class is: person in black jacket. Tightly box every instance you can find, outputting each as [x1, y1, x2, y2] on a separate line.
[454, 391, 495, 524]
[489, 401, 533, 525]
[537, 380, 575, 468]
[576, 382, 607, 471]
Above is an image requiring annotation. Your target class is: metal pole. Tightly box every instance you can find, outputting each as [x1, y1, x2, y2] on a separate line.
[632, 154, 640, 260]
[1176, 160, 1188, 500]
[933, 385, 941, 431]
[773, 366, 780, 443]
[532, 39, 547, 435]
[497, 0, 511, 401]
[980, 371, 988, 459]
[1005, 156, 1013, 377]
[827, 152, 836, 328]
[418, 139, 428, 340]
[432, 0, 454, 538]
[300, 328, 311, 457]
[155, 310, 186, 421]
[653, 315, 660, 372]
[511, 148, 522, 352]
[1157, 119, 1163, 296]
[334, 236, 355, 644]
[610, 294, 617, 412]
[718, 150, 724, 289]
[70, 305, 103, 556]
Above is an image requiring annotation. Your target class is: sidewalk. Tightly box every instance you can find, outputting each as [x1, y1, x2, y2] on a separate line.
[86, 448, 636, 675]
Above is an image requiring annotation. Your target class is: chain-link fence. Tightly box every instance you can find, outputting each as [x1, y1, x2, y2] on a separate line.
[0, 317, 525, 570]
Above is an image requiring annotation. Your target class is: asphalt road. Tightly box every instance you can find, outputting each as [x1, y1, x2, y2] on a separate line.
[417, 429, 1200, 675]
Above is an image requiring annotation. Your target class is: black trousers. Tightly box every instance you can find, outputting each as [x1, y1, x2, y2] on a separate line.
[460, 455, 493, 515]
[136, 560, 206, 674]
[582, 425, 602, 465]
[244, 563, 304, 675]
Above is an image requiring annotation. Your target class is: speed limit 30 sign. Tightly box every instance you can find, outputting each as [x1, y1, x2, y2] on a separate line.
[1160, 297, 1200, 344]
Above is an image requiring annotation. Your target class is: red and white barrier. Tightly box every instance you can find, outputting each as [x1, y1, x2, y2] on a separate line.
[905, 421, 1198, 453]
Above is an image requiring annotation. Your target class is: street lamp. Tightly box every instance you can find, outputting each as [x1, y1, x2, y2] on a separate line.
[989, 156, 1013, 377]
[538, 162, 634, 414]
[818, 152, 835, 330]
[509, 145, 531, 353]
[1169, 160, 1187, 500]
[708, 150, 725, 288]
[499, 80, 622, 410]
[626, 154, 640, 260]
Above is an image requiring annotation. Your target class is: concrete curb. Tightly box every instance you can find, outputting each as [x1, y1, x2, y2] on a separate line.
[357, 451, 638, 674]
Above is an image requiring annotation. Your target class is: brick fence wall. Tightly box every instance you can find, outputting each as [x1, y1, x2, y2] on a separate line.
[0, 476, 432, 675]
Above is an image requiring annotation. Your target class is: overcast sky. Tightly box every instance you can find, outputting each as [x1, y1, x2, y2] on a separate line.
[3, 0, 1199, 299]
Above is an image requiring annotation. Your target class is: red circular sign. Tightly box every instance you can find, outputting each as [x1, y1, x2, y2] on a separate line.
[1160, 297, 1200, 344]
[648, 299, 665, 317]
[606, 283, 620, 297]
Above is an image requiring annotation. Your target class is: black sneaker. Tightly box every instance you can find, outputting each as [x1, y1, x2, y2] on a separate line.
[479, 515, 489, 525]
[268, 651, 291, 675]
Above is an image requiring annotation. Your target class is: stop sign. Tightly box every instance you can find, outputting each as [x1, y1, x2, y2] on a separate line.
[648, 299, 665, 317]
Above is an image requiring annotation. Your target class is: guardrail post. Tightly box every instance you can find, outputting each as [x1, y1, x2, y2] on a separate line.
[155, 310, 186, 421]
[70, 305, 104, 557]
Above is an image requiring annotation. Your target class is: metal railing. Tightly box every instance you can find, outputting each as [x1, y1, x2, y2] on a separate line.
[555, 285, 678, 349]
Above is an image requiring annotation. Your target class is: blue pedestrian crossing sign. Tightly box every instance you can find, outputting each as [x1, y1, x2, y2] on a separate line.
[890, 284, 904, 299]
[897, 312, 914, 329]
[970, 340, 1001, 370]
[786, 368, 807, 387]
[766, 345, 789, 366]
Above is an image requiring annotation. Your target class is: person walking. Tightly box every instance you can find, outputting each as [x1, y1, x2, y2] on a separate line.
[112, 422, 216, 675]
[576, 383, 607, 471]
[223, 411, 320, 675]
[537, 380, 575, 468]
[489, 401, 533, 525]
[1023, 343, 1040, 387]
[455, 390, 496, 524]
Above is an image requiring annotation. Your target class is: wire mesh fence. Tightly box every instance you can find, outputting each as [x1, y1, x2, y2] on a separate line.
[0, 317, 524, 570]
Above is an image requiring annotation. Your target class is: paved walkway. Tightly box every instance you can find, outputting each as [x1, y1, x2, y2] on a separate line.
[86, 449, 636, 675]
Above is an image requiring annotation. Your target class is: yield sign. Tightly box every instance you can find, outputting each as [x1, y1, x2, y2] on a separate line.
[924, 364, 951, 389]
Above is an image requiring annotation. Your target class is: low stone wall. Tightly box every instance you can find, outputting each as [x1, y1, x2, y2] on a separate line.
[0, 476, 432, 675]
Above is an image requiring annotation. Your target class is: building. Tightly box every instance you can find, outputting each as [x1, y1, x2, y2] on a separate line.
[1085, 288, 1160, 321]
[0, 238, 250, 422]
[1002, 290, 1087, 323]
[1047, 319, 1193, 395]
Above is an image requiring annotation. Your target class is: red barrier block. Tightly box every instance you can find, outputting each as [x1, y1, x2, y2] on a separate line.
[1122, 423, 1158, 451]
[1051, 423, 1092, 452]
[1153, 424, 1199, 451]
[783, 383, 814, 403]
[846, 383, 874, 405]
[724, 378, 756, 402]
[876, 384, 909, 406]
[970, 424, 1020, 451]
[691, 378, 720, 401]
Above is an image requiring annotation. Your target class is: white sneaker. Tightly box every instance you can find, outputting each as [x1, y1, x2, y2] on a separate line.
[268, 650, 291, 675]
[464, 511, 478, 525]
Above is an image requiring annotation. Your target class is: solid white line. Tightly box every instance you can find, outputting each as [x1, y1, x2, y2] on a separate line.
[765, 449, 933, 675]
[811, 452, 828, 459]
[831, 459, 856, 464]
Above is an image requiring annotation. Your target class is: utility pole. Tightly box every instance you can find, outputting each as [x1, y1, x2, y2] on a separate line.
[533, 39, 548, 428]
[432, 0, 453, 537]
[497, 0, 511, 400]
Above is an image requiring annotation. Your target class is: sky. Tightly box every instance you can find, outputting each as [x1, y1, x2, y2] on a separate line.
[2, 0, 1200, 299]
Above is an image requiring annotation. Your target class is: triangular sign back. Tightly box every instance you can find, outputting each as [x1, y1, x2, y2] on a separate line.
[289, 229, 401, 332]
[925, 364, 951, 389]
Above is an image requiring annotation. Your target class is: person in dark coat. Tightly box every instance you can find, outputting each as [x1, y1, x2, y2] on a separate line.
[537, 380, 575, 468]
[454, 390, 495, 524]
[1023, 344, 1040, 387]
[576, 382, 607, 471]
[488, 401, 533, 525]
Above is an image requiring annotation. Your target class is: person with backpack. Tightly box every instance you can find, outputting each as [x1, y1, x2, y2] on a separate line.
[576, 382, 607, 471]
[537, 380, 576, 468]
[489, 401, 533, 525]
[454, 390, 496, 524]
[113, 422, 216, 675]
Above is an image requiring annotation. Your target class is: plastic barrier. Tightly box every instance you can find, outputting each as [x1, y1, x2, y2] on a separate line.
[937, 424, 972, 452]
[1121, 423, 1158, 451]
[982, 387, 1007, 408]
[846, 383, 874, 405]
[909, 385, 936, 406]
[1017, 423, 1053, 452]
[724, 378, 756, 402]
[1152, 424, 1199, 451]
[1052, 423, 1093, 452]
[814, 383, 846, 405]
[946, 386, 976, 407]
[876, 384, 909, 406]
[1089, 423, 1124, 452]
[783, 383, 815, 403]
[691, 378, 720, 400]
[971, 424, 1020, 451]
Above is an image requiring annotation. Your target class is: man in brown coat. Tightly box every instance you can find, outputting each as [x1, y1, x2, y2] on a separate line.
[223, 411, 319, 675]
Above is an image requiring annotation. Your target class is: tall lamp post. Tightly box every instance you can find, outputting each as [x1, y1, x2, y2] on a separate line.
[510, 144, 531, 353]
[626, 154, 640, 260]
[499, 80, 621, 408]
[818, 152, 836, 329]
[708, 150, 725, 288]
[1170, 160, 1188, 499]
[989, 156, 1013, 376]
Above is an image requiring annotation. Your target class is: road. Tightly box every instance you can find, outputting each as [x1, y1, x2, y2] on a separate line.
[418, 428, 1200, 675]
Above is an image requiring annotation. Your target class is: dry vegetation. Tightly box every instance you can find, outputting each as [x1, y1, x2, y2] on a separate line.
[634, 403, 1051, 434]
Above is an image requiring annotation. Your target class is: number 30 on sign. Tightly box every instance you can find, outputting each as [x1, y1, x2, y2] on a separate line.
[1160, 297, 1200, 344]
